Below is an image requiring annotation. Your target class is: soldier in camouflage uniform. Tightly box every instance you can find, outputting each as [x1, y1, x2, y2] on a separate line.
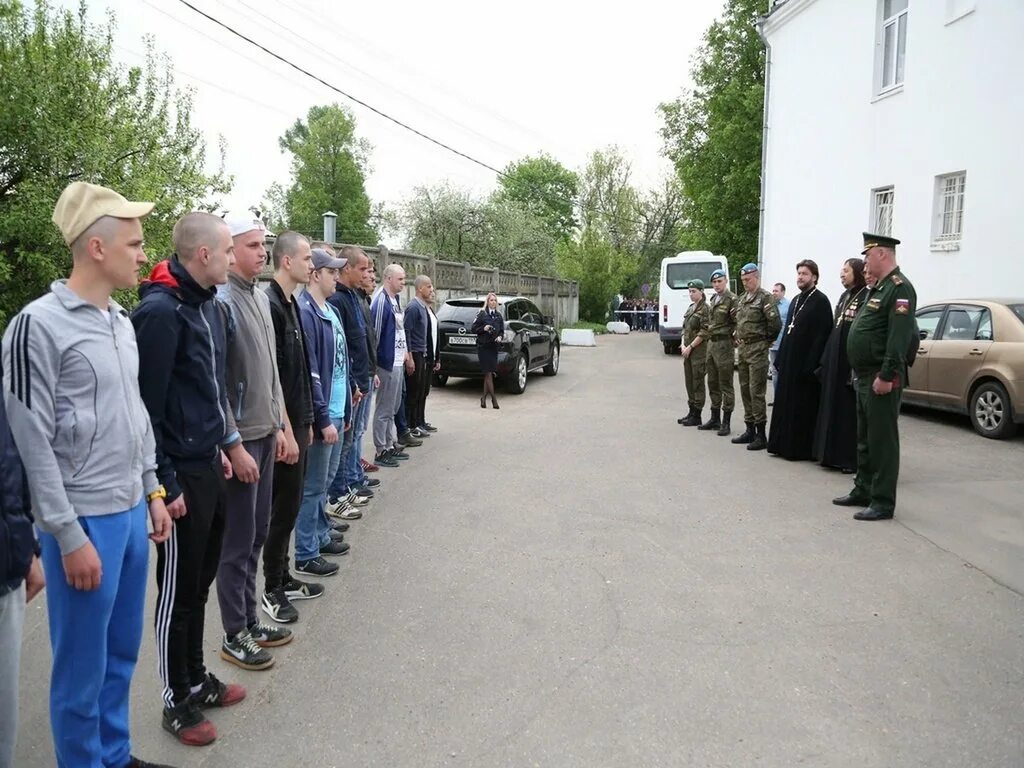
[732, 263, 782, 451]
[833, 233, 917, 521]
[678, 279, 710, 427]
[698, 268, 739, 436]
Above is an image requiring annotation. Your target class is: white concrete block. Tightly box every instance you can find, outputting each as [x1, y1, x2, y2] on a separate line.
[560, 329, 597, 347]
[606, 321, 630, 334]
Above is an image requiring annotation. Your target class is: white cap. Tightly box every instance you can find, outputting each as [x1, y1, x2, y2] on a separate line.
[222, 211, 274, 238]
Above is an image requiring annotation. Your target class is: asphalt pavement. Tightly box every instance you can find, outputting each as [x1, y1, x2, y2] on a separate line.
[13, 333, 1024, 767]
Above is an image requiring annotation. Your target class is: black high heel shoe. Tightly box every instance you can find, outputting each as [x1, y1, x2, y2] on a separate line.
[480, 396, 486, 409]
[491, 398, 499, 409]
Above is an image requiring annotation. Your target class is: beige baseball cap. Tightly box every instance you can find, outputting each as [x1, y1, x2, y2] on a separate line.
[52, 182, 155, 246]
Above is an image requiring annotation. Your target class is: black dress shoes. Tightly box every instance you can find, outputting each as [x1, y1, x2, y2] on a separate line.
[853, 507, 894, 521]
[832, 493, 869, 507]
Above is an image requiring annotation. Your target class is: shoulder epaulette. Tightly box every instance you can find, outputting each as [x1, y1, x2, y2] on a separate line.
[891, 274, 904, 286]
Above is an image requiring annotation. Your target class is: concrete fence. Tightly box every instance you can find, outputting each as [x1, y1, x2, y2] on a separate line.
[261, 240, 580, 326]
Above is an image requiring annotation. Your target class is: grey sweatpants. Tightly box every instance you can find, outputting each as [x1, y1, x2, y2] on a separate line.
[217, 433, 277, 637]
[373, 366, 403, 452]
[0, 584, 25, 768]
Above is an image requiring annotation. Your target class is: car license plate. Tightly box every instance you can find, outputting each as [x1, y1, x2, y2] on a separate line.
[448, 336, 476, 346]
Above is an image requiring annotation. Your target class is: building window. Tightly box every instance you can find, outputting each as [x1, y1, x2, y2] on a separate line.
[871, 186, 895, 236]
[932, 172, 966, 248]
[879, 0, 908, 92]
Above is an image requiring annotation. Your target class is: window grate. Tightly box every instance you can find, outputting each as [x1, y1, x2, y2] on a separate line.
[871, 187, 894, 236]
[935, 173, 966, 243]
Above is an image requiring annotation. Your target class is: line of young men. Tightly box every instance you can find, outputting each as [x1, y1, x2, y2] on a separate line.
[676, 233, 917, 522]
[0, 182, 443, 767]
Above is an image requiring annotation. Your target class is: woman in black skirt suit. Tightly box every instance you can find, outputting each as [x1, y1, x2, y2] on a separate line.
[472, 293, 504, 409]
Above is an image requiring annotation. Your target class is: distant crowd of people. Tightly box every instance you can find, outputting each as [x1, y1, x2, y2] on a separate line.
[0, 181, 445, 768]
[614, 298, 658, 331]
[676, 233, 917, 522]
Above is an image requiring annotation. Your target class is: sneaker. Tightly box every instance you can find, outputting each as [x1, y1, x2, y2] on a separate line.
[361, 477, 381, 488]
[326, 497, 363, 520]
[220, 630, 274, 671]
[361, 457, 380, 472]
[127, 756, 178, 768]
[329, 520, 349, 532]
[328, 529, 345, 542]
[391, 449, 410, 461]
[320, 540, 350, 556]
[397, 431, 423, 447]
[410, 428, 430, 438]
[261, 586, 298, 624]
[338, 506, 363, 521]
[346, 491, 371, 507]
[295, 556, 340, 577]
[420, 423, 438, 432]
[247, 620, 294, 648]
[374, 450, 399, 468]
[354, 487, 374, 498]
[162, 699, 216, 746]
[283, 577, 325, 600]
[189, 673, 245, 708]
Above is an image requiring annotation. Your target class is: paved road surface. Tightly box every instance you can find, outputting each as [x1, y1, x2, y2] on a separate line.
[14, 334, 1024, 767]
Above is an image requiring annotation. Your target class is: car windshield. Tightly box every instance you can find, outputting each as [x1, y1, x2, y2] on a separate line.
[438, 300, 489, 326]
[1010, 304, 1024, 326]
[666, 262, 722, 289]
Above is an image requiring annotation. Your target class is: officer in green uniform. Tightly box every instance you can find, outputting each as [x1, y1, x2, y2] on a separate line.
[732, 263, 782, 451]
[833, 233, 917, 521]
[678, 279, 710, 426]
[698, 268, 739, 436]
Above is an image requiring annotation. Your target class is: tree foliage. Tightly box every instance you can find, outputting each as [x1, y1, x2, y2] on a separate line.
[659, 0, 765, 272]
[0, 0, 228, 326]
[555, 228, 636, 323]
[271, 103, 375, 244]
[495, 153, 578, 242]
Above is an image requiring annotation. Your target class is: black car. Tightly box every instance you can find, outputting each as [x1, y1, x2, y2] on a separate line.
[434, 295, 560, 393]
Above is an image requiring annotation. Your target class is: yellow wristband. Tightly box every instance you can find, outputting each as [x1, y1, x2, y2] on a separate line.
[146, 486, 167, 503]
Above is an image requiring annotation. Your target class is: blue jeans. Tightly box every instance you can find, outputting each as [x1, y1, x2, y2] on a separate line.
[39, 499, 149, 768]
[295, 418, 344, 562]
[329, 381, 374, 498]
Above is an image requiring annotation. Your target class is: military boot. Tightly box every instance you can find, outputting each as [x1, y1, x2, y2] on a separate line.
[747, 422, 768, 451]
[731, 422, 755, 444]
[697, 408, 721, 431]
[677, 406, 695, 425]
[682, 409, 703, 427]
[716, 410, 732, 436]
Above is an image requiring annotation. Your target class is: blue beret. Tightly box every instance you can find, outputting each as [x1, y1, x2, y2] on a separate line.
[710, 269, 727, 281]
[740, 263, 759, 275]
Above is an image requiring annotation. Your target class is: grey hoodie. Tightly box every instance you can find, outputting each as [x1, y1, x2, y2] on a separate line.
[2, 281, 159, 555]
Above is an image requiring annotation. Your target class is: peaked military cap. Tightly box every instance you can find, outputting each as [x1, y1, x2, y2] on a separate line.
[861, 232, 901, 254]
[687, 279, 705, 290]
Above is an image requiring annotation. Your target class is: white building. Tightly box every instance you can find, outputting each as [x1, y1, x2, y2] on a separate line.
[758, 0, 1024, 306]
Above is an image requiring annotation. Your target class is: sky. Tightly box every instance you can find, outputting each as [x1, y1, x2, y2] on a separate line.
[58, 0, 726, 244]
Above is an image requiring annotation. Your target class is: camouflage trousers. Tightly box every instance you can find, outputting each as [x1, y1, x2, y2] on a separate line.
[706, 339, 735, 411]
[737, 339, 770, 424]
[683, 347, 707, 410]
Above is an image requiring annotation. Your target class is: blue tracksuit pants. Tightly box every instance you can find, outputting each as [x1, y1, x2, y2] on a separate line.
[38, 499, 149, 768]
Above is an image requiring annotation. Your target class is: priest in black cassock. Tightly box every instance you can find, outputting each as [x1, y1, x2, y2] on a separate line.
[812, 258, 868, 472]
[767, 259, 833, 459]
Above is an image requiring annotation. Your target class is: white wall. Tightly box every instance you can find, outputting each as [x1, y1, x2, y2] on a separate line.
[761, 0, 1024, 307]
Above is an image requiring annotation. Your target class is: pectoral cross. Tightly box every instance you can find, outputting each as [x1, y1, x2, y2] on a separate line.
[787, 321, 795, 334]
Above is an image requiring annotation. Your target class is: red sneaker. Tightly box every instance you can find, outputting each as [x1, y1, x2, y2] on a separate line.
[190, 673, 246, 708]
[162, 701, 217, 746]
[361, 457, 380, 472]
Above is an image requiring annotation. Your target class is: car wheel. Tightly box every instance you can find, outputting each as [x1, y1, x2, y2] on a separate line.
[506, 353, 529, 394]
[969, 381, 1017, 439]
[663, 342, 673, 355]
[433, 374, 448, 387]
[543, 343, 560, 376]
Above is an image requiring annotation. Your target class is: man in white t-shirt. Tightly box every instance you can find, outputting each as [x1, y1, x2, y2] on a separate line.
[369, 265, 413, 467]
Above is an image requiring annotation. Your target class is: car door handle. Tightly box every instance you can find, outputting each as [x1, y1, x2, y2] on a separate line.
[969, 349, 983, 356]
[917, 350, 927, 355]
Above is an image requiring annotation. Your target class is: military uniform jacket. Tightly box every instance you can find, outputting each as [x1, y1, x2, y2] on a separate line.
[847, 267, 917, 383]
[735, 288, 781, 343]
[702, 290, 739, 341]
[683, 298, 710, 347]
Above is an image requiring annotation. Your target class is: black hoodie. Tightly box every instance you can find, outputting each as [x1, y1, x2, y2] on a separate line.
[131, 258, 233, 502]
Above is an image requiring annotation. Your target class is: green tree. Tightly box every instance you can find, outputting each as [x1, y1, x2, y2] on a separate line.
[659, 0, 765, 272]
[576, 148, 639, 253]
[495, 153, 578, 241]
[0, 0, 228, 325]
[275, 103, 375, 243]
[555, 227, 636, 322]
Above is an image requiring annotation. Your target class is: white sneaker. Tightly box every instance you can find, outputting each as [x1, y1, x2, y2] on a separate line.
[345, 490, 370, 508]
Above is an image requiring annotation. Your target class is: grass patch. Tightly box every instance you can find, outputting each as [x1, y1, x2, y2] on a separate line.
[560, 321, 609, 335]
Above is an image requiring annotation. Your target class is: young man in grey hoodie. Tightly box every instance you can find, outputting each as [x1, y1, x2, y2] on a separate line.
[2, 182, 172, 768]
[216, 213, 297, 671]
